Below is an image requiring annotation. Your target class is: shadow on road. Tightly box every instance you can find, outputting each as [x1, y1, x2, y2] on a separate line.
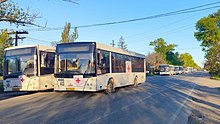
[57, 91, 99, 99]
[0, 92, 37, 101]
[1, 73, 220, 124]
[169, 82, 220, 124]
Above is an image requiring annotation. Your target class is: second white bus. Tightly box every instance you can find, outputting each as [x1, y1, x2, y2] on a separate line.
[54, 42, 146, 93]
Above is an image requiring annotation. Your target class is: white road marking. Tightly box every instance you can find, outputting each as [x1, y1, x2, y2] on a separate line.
[169, 72, 204, 124]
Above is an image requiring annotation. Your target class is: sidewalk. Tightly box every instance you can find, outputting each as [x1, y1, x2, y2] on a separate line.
[188, 75, 220, 124]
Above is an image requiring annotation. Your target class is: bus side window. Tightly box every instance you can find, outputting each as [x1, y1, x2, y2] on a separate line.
[97, 50, 110, 75]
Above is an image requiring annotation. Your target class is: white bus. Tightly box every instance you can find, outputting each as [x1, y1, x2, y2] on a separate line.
[184, 67, 193, 73]
[174, 66, 180, 75]
[174, 66, 184, 75]
[3, 45, 56, 91]
[159, 64, 175, 75]
[54, 42, 146, 93]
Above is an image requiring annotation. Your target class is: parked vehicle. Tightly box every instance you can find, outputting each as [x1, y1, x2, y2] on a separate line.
[54, 42, 146, 92]
[3, 45, 56, 91]
[159, 64, 175, 75]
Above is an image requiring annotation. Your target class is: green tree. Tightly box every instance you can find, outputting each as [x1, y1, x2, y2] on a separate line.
[179, 53, 199, 68]
[117, 36, 127, 50]
[61, 23, 78, 43]
[149, 38, 177, 59]
[205, 44, 220, 75]
[0, 0, 38, 26]
[166, 51, 183, 65]
[195, 10, 220, 75]
[195, 10, 220, 50]
[61, 22, 71, 43]
[70, 27, 79, 42]
[0, 29, 13, 73]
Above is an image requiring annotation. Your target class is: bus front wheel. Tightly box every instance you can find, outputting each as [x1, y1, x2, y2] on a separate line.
[106, 78, 115, 94]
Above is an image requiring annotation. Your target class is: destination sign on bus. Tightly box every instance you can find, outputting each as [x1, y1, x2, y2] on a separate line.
[57, 44, 94, 53]
[6, 47, 36, 56]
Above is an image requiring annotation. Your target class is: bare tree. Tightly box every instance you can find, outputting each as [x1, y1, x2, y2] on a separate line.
[146, 52, 166, 70]
[1, 0, 79, 27]
[117, 36, 127, 50]
[0, 1, 41, 27]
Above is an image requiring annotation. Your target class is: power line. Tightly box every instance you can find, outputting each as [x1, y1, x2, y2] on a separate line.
[124, 11, 205, 40]
[76, 6, 220, 28]
[26, 36, 55, 43]
[25, 1, 220, 31]
[102, 11, 205, 44]
[62, 0, 79, 4]
[123, 23, 194, 44]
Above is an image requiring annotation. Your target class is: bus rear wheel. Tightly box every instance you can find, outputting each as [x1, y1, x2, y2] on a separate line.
[133, 76, 138, 87]
[106, 78, 115, 94]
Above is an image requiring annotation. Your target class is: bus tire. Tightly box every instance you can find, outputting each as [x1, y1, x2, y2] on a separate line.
[133, 76, 138, 87]
[106, 78, 115, 94]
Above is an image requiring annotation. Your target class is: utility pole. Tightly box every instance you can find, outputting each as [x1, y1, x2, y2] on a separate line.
[110, 40, 115, 47]
[8, 31, 28, 46]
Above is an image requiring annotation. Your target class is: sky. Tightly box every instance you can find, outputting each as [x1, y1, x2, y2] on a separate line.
[1, 0, 220, 67]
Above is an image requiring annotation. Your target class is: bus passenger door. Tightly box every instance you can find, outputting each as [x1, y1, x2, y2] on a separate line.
[39, 51, 55, 90]
[96, 50, 111, 90]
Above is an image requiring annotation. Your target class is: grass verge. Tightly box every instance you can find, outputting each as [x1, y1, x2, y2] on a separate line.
[210, 75, 220, 81]
[146, 73, 154, 76]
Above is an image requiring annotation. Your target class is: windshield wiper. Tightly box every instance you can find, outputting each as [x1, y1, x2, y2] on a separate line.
[67, 70, 82, 74]
[56, 70, 82, 75]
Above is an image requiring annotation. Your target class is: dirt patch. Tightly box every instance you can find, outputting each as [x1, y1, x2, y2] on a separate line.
[188, 110, 207, 124]
[188, 83, 220, 124]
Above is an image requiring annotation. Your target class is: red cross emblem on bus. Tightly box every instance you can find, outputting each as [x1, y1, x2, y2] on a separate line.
[20, 75, 25, 83]
[75, 78, 81, 84]
[74, 75, 83, 86]
[21, 78, 25, 83]
[127, 65, 131, 72]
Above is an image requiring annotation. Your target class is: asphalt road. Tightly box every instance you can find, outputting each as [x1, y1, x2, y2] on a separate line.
[0, 72, 218, 124]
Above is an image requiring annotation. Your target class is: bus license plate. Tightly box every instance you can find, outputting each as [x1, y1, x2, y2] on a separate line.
[66, 88, 75, 91]
[12, 87, 20, 91]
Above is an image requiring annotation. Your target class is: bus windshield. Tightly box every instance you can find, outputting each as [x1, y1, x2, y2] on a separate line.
[56, 43, 96, 76]
[4, 47, 37, 76]
[159, 65, 170, 72]
[175, 66, 179, 71]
